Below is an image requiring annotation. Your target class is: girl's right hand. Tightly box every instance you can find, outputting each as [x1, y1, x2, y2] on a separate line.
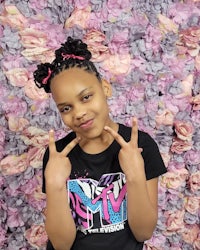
[45, 130, 80, 189]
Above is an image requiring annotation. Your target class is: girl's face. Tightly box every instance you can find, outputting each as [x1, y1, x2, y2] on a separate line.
[50, 67, 114, 140]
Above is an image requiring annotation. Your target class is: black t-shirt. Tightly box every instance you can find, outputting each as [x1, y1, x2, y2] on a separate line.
[43, 124, 167, 250]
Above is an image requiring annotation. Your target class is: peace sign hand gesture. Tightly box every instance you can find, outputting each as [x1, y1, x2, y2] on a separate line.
[104, 118, 145, 180]
[45, 130, 80, 188]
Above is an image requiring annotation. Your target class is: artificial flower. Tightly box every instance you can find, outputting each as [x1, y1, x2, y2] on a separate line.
[0, 154, 28, 176]
[184, 196, 200, 215]
[24, 79, 49, 100]
[189, 172, 200, 193]
[155, 109, 174, 127]
[170, 138, 193, 154]
[157, 14, 178, 35]
[24, 223, 48, 249]
[177, 26, 200, 57]
[160, 168, 189, 190]
[27, 147, 46, 169]
[4, 68, 29, 87]
[102, 53, 131, 75]
[64, 6, 91, 29]
[0, 5, 28, 29]
[83, 30, 110, 62]
[174, 120, 194, 141]
[1, 1, 200, 249]
[7, 116, 29, 132]
[191, 94, 200, 110]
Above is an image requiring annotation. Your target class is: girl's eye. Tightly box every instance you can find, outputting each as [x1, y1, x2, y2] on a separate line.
[82, 94, 92, 101]
[60, 106, 71, 113]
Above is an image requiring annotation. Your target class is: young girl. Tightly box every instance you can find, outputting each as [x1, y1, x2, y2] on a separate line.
[34, 37, 167, 250]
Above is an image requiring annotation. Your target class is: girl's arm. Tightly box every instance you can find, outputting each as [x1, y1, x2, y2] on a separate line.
[44, 131, 80, 250]
[126, 174, 158, 241]
[45, 182, 76, 250]
[104, 118, 159, 242]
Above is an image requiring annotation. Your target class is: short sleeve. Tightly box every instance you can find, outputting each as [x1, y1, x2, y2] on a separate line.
[138, 131, 167, 180]
[42, 147, 49, 193]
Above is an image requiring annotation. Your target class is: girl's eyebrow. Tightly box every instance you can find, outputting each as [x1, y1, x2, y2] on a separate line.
[77, 87, 93, 97]
[57, 87, 93, 108]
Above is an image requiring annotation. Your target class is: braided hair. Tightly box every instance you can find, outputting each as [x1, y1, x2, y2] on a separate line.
[33, 37, 101, 93]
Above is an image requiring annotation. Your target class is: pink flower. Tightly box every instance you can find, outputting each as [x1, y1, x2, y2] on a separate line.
[145, 25, 162, 53]
[170, 138, 193, 154]
[0, 5, 28, 29]
[102, 53, 131, 75]
[27, 187, 46, 211]
[27, 147, 46, 168]
[0, 128, 5, 145]
[107, 0, 131, 10]
[74, 0, 90, 9]
[158, 14, 178, 34]
[178, 26, 200, 56]
[182, 225, 200, 245]
[83, 30, 110, 62]
[191, 94, 200, 110]
[19, 28, 48, 48]
[184, 196, 200, 215]
[160, 168, 189, 189]
[155, 109, 175, 127]
[7, 207, 24, 227]
[174, 120, 194, 141]
[21, 47, 55, 63]
[165, 209, 185, 232]
[5, 68, 29, 87]
[0, 153, 28, 175]
[189, 172, 200, 193]
[109, 28, 129, 54]
[168, 3, 194, 25]
[0, 227, 7, 247]
[2, 96, 27, 116]
[195, 54, 200, 70]
[25, 224, 48, 249]
[8, 116, 29, 132]
[28, 0, 48, 10]
[144, 233, 166, 250]
[65, 7, 91, 29]
[160, 153, 171, 168]
[20, 126, 49, 147]
[24, 79, 49, 100]
[184, 150, 200, 165]
[162, 55, 189, 79]
[175, 74, 193, 98]
[194, 234, 200, 250]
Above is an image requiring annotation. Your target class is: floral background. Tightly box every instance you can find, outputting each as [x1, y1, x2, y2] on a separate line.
[0, 0, 200, 249]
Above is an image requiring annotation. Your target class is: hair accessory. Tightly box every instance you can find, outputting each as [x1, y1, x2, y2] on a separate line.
[42, 68, 52, 85]
[62, 53, 85, 61]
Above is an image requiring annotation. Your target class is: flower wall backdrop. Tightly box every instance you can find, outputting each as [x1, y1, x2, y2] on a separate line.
[0, 0, 200, 249]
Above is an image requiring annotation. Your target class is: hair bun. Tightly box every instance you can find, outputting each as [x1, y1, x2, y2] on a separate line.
[33, 63, 54, 93]
[55, 36, 92, 62]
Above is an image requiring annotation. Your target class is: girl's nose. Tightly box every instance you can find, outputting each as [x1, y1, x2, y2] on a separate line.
[74, 106, 86, 119]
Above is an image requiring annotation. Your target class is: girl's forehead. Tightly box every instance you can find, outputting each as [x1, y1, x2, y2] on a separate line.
[50, 68, 101, 95]
[52, 67, 99, 83]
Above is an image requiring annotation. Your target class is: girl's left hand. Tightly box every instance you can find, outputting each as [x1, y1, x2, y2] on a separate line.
[104, 118, 144, 178]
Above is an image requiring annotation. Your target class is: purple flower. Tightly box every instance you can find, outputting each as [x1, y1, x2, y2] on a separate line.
[0, 227, 7, 248]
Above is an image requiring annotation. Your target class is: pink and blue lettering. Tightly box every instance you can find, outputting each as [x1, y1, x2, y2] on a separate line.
[68, 173, 127, 234]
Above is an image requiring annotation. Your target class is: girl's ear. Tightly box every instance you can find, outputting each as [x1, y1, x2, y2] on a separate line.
[101, 79, 112, 97]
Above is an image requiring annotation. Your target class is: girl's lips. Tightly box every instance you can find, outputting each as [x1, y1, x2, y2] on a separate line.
[79, 119, 93, 129]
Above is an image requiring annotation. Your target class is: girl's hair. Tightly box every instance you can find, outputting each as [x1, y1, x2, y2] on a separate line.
[33, 37, 101, 93]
